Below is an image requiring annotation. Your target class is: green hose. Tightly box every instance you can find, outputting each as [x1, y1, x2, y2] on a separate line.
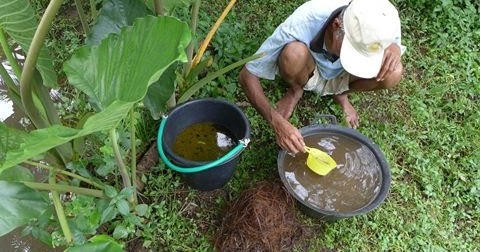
[157, 115, 248, 173]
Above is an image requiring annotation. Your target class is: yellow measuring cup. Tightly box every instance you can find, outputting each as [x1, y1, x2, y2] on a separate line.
[304, 146, 337, 176]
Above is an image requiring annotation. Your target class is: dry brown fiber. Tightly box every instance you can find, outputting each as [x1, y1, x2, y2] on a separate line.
[214, 181, 303, 252]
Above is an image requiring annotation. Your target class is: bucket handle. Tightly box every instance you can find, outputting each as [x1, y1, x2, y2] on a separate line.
[311, 114, 337, 125]
[157, 115, 250, 173]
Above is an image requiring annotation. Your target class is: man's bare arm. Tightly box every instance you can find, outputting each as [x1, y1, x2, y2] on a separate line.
[238, 67, 305, 153]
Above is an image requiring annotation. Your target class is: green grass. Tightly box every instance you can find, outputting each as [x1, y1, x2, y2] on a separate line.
[139, 0, 480, 251]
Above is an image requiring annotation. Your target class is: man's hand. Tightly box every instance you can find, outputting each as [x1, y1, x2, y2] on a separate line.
[271, 114, 305, 154]
[377, 44, 401, 82]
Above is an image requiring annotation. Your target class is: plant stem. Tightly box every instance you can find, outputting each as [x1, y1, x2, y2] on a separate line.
[48, 172, 73, 243]
[109, 129, 133, 201]
[166, 93, 176, 108]
[18, 0, 72, 166]
[0, 28, 23, 78]
[153, 0, 164, 16]
[32, 83, 73, 164]
[178, 52, 264, 103]
[89, 0, 97, 20]
[2, 28, 60, 127]
[130, 108, 138, 205]
[23, 181, 105, 198]
[183, 0, 201, 76]
[74, 0, 90, 35]
[191, 0, 236, 67]
[20, 0, 62, 129]
[25, 160, 104, 189]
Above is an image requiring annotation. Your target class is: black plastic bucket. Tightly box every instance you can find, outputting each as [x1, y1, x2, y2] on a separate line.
[158, 98, 250, 191]
[277, 115, 391, 220]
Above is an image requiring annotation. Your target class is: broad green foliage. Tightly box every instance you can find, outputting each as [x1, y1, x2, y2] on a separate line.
[1, 1, 192, 250]
[1, 98, 153, 171]
[65, 234, 123, 252]
[2, 15, 191, 170]
[0, 101, 132, 171]
[80, 101, 135, 133]
[0, 181, 48, 236]
[0, 0, 57, 87]
[1, 123, 79, 171]
[144, 64, 177, 119]
[86, 0, 153, 46]
[1, 13, 192, 249]
[64, 15, 190, 110]
[85, 0, 179, 119]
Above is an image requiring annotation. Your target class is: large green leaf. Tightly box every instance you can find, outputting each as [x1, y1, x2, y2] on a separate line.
[143, 63, 177, 120]
[0, 0, 57, 87]
[65, 234, 123, 252]
[81, 101, 133, 134]
[0, 181, 48, 236]
[0, 101, 132, 171]
[86, 0, 153, 46]
[64, 15, 190, 110]
[1, 123, 80, 171]
[85, 1, 180, 119]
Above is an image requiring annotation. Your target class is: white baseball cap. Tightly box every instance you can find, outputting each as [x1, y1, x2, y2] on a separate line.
[340, 0, 401, 79]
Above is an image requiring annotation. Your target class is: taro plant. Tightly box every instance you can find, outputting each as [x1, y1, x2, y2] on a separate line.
[0, 0, 73, 166]
[0, 0, 262, 250]
[0, 0, 104, 167]
[88, 0, 262, 119]
[1, 0, 191, 250]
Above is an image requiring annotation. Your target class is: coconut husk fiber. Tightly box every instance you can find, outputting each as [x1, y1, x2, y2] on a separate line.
[214, 181, 303, 252]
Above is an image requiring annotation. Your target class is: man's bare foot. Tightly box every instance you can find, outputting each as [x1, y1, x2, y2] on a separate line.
[333, 94, 360, 128]
[276, 87, 303, 119]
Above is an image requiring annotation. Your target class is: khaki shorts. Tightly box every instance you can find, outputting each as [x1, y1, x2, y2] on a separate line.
[303, 67, 350, 96]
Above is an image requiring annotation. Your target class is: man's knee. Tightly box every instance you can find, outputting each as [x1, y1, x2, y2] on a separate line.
[380, 63, 403, 89]
[279, 42, 310, 65]
[278, 42, 314, 85]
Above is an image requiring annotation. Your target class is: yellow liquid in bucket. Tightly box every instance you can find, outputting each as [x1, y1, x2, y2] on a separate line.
[173, 122, 237, 162]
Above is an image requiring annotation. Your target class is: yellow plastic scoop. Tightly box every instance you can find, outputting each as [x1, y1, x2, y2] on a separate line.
[304, 146, 337, 176]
